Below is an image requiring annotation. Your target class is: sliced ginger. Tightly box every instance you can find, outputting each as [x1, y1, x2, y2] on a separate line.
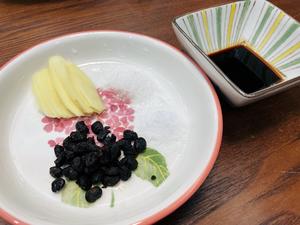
[66, 61, 105, 113]
[32, 56, 105, 118]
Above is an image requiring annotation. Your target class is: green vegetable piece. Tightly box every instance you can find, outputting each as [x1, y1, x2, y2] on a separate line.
[135, 148, 169, 187]
[61, 181, 91, 208]
[110, 190, 115, 208]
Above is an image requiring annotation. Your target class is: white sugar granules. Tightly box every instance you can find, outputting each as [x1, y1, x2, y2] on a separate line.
[81, 61, 189, 156]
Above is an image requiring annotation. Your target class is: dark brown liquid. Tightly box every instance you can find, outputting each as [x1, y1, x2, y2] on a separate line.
[209, 45, 281, 94]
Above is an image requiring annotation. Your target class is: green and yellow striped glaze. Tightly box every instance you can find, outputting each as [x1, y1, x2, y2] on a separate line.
[176, 0, 300, 80]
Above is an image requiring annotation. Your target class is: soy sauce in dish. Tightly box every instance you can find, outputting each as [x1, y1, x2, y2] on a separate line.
[209, 44, 282, 94]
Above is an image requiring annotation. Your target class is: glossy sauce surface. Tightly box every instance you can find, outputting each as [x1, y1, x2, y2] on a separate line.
[209, 45, 281, 94]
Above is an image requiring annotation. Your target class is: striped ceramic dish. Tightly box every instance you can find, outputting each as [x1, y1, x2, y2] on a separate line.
[173, 0, 300, 106]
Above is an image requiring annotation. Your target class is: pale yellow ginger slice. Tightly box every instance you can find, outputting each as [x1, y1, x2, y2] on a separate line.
[32, 68, 74, 118]
[32, 70, 56, 118]
[48, 56, 84, 116]
[66, 61, 105, 113]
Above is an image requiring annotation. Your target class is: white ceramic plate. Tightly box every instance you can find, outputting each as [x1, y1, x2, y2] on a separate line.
[0, 31, 222, 225]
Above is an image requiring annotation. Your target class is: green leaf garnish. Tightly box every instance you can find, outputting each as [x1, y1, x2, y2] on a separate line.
[61, 181, 91, 208]
[135, 148, 169, 187]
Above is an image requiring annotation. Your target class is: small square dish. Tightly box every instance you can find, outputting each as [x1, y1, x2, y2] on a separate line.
[173, 0, 300, 106]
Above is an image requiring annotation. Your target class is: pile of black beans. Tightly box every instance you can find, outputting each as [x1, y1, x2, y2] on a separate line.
[50, 120, 147, 203]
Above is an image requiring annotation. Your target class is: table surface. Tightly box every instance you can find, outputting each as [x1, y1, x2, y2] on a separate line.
[0, 0, 300, 224]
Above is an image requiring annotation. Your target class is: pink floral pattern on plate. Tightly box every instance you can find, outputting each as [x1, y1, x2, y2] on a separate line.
[43, 88, 135, 147]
